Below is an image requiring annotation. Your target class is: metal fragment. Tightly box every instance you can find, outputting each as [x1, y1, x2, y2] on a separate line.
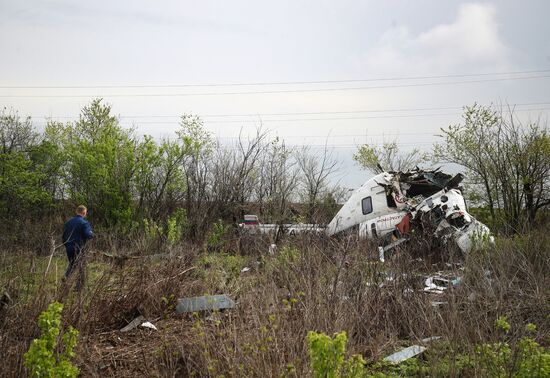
[384, 345, 427, 364]
[176, 294, 236, 313]
[120, 315, 145, 332]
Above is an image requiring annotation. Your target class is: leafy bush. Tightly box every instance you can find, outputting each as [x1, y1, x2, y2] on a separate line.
[23, 302, 79, 378]
[167, 209, 187, 245]
[473, 317, 550, 377]
[307, 331, 366, 378]
[205, 219, 229, 250]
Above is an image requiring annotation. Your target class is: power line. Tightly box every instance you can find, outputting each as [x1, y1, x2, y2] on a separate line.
[101, 112, 466, 124]
[141, 108, 550, 124]
[29, 102, 550, 120]
[1, 69, 549, 89]
[2, 75, 550, 98]
[32, 106, 550, 125]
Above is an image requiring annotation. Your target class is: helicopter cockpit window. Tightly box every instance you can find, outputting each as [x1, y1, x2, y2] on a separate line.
[362, 196, 373, 215]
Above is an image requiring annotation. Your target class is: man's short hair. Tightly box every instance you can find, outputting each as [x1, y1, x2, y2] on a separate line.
[76, 205, 87, 215]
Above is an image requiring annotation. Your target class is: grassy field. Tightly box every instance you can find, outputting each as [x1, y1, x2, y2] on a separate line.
[1, 232, 549, 377]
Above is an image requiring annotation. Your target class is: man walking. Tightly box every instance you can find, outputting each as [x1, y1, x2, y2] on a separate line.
[62, 205, 94, 290]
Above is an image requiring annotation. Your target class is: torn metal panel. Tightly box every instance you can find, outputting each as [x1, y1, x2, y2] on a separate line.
[176, 294, 236, 313]
[120, 315, 145, 332]
[384, 345, 427, 364]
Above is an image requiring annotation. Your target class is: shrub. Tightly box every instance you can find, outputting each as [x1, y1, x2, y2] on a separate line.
[307, 331, 366, 378]
[23, 302, 79, 378]
[205, 219, 229, 250]
[167, 209, 187, 245]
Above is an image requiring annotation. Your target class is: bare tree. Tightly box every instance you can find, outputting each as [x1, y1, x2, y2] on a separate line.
[211, 127, 269, 220]
[254, 137, 300, 225]
[296, 143, 339, 223]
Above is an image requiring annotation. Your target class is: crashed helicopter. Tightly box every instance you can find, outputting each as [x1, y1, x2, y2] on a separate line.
[242, 168, 492, 257]
[325, 168, 493, 257]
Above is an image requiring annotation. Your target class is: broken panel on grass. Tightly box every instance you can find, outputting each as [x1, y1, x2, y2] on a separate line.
[176, 294, 236, 314]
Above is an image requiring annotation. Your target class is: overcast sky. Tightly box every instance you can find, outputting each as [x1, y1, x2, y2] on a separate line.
[1, 0, 549, 187]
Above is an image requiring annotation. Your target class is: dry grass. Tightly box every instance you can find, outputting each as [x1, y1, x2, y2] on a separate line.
[0, 231, 549, 377]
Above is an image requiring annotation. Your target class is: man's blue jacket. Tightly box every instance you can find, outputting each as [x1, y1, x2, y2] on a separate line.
[62, 215, 94, 250]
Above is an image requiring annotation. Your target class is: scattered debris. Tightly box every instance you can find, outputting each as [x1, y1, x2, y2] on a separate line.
[140, 321, 157, 331]
[424, 275, 462, 293]
[241, 267, 251, 273]
[120, 315, 145, 332]
[176, 294, 236, 314]
[424, 277, 448, 293]
[430, 301, 448, 307]
[268, 243, 277, 255]
[384, 345, 427, 364]
[120, 316, 158, 332]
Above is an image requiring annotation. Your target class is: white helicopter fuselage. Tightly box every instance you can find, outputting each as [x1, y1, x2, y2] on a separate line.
[326, 172, 492, 253]
[326, 172, 404, 237]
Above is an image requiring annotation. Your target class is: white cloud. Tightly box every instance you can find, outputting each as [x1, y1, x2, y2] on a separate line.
[363, 3, 512, 75]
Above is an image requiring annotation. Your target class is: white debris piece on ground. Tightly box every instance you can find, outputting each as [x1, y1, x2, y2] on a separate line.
[424, 275, 462, 293]
[241, 267, 251, 273]
[268, 244, 277, 255]
[378, 246, 385, 262]
[431, 301, 448, 307]
[384, 345, 427, 364]
[424, 277, 447, 293]
[120, 315, 145, 332]
[140, 321, 157, 331]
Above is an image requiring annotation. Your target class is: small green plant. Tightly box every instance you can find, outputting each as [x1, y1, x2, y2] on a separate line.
[24, 301, 79, 378]
[161, 293, 177, 316]
[143, 218, 162, 242]
[495, 315, 511, 333]
[205, 219, 229, 250]
[167, 209, 187, 245]
[277, 245, 300, 266]
[307, 331, 366, 378]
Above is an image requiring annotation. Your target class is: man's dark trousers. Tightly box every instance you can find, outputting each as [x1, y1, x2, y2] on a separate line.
[62, 214, 93, 290]
[64, 246, 87, 290]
